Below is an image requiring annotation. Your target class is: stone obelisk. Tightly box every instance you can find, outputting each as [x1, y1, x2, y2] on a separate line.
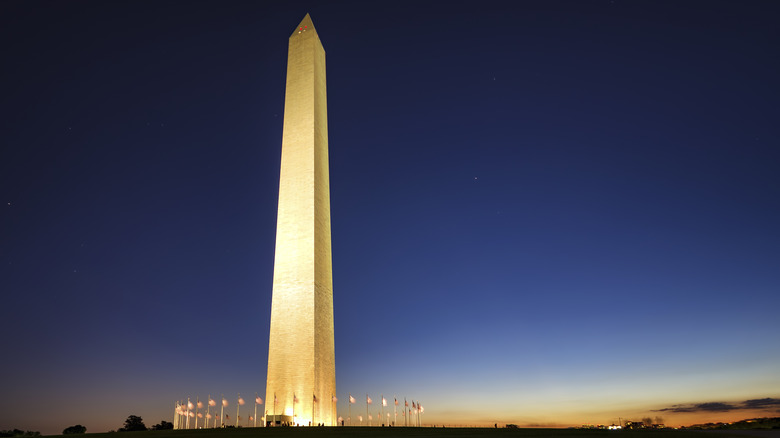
[265, 14, 335, 427]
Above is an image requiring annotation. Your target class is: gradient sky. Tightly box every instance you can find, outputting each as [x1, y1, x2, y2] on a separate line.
[2, 0, 779, 434]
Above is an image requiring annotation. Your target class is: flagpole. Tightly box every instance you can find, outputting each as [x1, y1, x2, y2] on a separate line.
[219, 395, 224, 428]
[365, 394, 369, 427]
[254, 393, 258, 428]
[258, 394, 264, 428]
[381, 394, 384, 426]
[236, 394, 239, 427]
[394, 396, 397, 426]
[348, 393, 352, 426]
[273, 393, 276, 427]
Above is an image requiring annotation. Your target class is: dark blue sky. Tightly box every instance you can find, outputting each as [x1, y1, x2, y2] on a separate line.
[2, 0, 779, 433]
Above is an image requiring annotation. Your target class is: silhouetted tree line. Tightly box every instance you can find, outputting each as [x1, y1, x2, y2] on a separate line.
[119, 416, 146, 432]
[150, 421, 173, 431]
[0, 430, 40, 437]
[116, 416, 172, 432]
[62, 425, 86, 434]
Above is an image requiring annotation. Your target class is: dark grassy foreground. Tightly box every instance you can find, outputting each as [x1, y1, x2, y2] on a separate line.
[43, 428, 780, 438]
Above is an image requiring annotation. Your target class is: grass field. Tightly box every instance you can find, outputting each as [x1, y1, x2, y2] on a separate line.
[41, 428, 780, 438]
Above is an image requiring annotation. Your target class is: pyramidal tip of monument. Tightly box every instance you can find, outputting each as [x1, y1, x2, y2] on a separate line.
[291, 13, 316, 36]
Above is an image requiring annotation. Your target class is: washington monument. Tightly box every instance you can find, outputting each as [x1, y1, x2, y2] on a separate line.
[265, 14, 336, 426]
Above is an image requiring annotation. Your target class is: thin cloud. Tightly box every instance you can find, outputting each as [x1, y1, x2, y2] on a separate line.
[742, 398, 780, 409]
[654, 397, 780, 413]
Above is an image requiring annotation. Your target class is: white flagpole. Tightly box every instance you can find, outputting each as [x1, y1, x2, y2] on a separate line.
[381, 394, 384, 426]
[220, 395, 224, 428]
[206, 396, 211, 428]
[258, 394, 264, 428]
[236, 394, 240, 427]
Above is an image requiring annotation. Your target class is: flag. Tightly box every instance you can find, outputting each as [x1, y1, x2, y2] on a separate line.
[189, 412, 195, 418]
[222, 399, 229, 407]
[369, 415, 372, 420]
[209, 398, 216, 407]
[256, 397, 263, 405]
[294, 394, 299, 404]
[358, 416, 363, 422]
[197, 401, 203, 409]
[405, 400, 408, 407]
[412, 401, 416, 409]
[274, 394, 278, 404]
[238, 397, 245, 405]
[349, 395, 356, 404]
[382, 397, 387, 407]
[249, 416, 253, 421]
[187, 401, 194, 410]
[395, 398, 398, 406]
[225, 414, 229, 420]
[197, 413, 203, 418]
[313, 394, 317, 403]
[338, 417, 343, 423]
[332, 395, 338, 402]
[206, 413, 212, 419]
[366, 395, 372, 405]
[420, 406, 424, 413]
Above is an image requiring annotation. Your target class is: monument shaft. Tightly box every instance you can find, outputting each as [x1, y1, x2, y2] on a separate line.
[265, 14, 335, 426]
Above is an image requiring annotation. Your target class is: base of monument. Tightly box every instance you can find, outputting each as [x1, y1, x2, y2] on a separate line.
[266, 415, 293, 426]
